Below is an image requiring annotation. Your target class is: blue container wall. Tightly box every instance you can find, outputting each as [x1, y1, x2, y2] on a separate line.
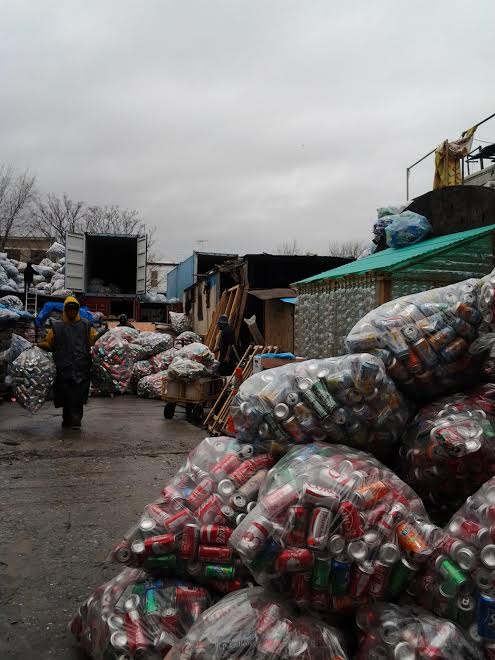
[167, 254, 195, 301]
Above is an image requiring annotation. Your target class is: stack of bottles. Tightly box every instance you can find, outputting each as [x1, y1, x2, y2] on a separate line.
[70, 568, 213, 660]
[166, 587, 349, 660]
[111, 437, 275, 594]
[399, 384, 495, 523]
[230, 354, 410, 459]
[345, 273, 495, 400]
[230, 444, 438, 614]
[11, 346, 56, 413]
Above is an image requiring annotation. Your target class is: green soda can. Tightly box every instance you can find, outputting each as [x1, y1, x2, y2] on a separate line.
[312, 557, 331, 590]
[436, 556, 467, 588]
[204, 564, 235, 580]
[131, 582, 146, 596]
[387, 557, 418, 598]
[144, 554, 177, 570]
[311, 380, 338, 414]
[263, 411, 288, 442]
[144, 588, 159, 615]
[301, 390, 330, 422]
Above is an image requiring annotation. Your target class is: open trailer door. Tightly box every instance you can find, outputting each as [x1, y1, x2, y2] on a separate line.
[65, 231, 85, 292]
[136, 234, 147, 294]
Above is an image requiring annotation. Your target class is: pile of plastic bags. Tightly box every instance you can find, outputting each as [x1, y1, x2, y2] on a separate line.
[91, 331, 133, 394]
[134, 332, 173, 360]
[345, 274, 495, 400]
[11, 346, 56, 412]
[137, 372, 167, 399]
[167, 587, 349, 660]
[385, 211, 432, 249]
[71, 568, 214, 660]
[230, 354, 410, 459]
[398, 384, 495, 523]
[111, 436, 274, 594]
[230, 443, 437, 614]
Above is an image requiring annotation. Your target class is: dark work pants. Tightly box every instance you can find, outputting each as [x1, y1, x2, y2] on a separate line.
[57, 380, 88, 427]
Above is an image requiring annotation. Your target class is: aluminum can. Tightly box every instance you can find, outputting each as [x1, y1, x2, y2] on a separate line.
[199, 524, 233, 546]
[285, 506, 309, 547]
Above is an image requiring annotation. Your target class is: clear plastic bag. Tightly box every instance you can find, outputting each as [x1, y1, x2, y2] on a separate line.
[345, 272, 495, 401]
[355, 602, 481, 659]
[176, 331, 202, 344]
[398, 384, 495, 524]
[46, 241, 65, 259]
[134, 332, 173, 359]
[70, 568, 213, 660]
[409, 476, 495, 655]
[167, 586, 349, 660]
[170, 312, 190, 334]
[230, 354, 410, 459]
[150, 348, 178, 373]
[168, 357, 210, 383]
[91, 331, 133, 394]
[137, 372, 167, 399]
[112, 326, 140, 343]
[110, 436, 274, 594]
[132, 359, 154, 386]
[229, 443, 437, 614]
[0, 295, 23, 310]
[385, 211, 432, 249]
[11, 346, 56, 413]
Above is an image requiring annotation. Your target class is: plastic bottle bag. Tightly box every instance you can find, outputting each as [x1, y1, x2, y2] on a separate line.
[110, 436, 275, 595]
[70, 568, 214, 660]
[167, 586, 349, 660]
[398, 384, 495, 524]
[409, 476, 495, 655]
[11, 346, 56, 413]
[91, 330, 133, 394]
[385, 211, 432, 248]
[345, 272, 495, 401]
[355, 602, 481, 659]
[229, 443, 438, 615]
[230, 354, 410, 460]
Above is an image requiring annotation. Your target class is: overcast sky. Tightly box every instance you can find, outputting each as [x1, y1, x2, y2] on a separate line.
[1, 1, 494, 262]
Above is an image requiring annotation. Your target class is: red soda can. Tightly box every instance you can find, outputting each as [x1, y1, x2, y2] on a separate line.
[143, 533, 176, 556]
[261, 483, 299, 516]
[195, 494, 223, 524]
[349, 564, 373, 598]
[487, 505, 495, 524]
[162, 607, 180, 635]
[237, 518, 272, 558]
[365, 503, 388, 527]
[199, 524, 233, 545]
[307, 507, 333, 550]
[340, 501, 363, 539]
[257, 620, 292, 656]
[178, 524, 198, 560]
[198, 545, 233, 563]
[125, 610, 148, 652]
[164, 507, 196, 533]
[310, 589, 329, 610]
[285, 506, 309, 547]
[186, 478, 216, 510]
[368, 562, 390, 599]
[176, 585, 208, 606]
[206, 579, 243, 593]
[210, 452, 242, 479]
[256, 602, 283, 635]
[303, 483, 340, 510]
[229, 458, 260, 486]
[291, 572, 311, 606]
[275, 548, 313, 573]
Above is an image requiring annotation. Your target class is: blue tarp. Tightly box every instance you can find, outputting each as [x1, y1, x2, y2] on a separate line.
[0, 304, 34, 324]
[35, 302, 95, 327]
[280, 297, 298, 305]
[255, 352, 296, 360]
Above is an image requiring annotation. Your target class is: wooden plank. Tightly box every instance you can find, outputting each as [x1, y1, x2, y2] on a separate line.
[263, 300, 294, 352]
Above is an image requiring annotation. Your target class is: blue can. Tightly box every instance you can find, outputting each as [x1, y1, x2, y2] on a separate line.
[478, 593, 495, 639]
[330, 558, 351, 596]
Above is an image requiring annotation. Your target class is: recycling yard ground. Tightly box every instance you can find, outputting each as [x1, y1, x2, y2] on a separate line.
[0, 396, 204, 660]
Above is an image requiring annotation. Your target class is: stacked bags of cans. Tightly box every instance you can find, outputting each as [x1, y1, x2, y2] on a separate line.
[134, 332, 173, 359]
[398, 384, 495, 524]
[111, 436, 275, 594]
[166, 586, 349, 660]
[11, 346, 56, 412]
[137, 372, 168, 399]
[230, 354, 410, 460]
[70, 568, 214, 660]
[168, 344, 218, 383]
[345, 273, 495, 400]
[355, 602, 481, 659]
[229, 443, 438, 614]
[410, 477, 495, 655]
[91, 330, 134, 394]
[150, 348, 178, 372]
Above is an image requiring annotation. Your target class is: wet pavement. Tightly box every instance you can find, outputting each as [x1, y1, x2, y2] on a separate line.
[0, 396, 204, 660]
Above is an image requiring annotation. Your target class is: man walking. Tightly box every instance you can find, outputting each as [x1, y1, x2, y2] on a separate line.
[39, 296, 105, 429]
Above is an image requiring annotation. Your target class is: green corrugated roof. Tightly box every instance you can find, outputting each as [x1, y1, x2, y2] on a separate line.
[296, 224, 495, 285]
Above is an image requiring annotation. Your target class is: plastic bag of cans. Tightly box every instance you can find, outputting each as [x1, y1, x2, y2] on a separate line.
[137, 372, 167, 399]
[111, 326, 140, 342]
[70, 568, 214, 660]
[132, 359, 154, 387]
[398, 384, 495, 524]
[91, 330, 134, 394]
[166, 586, 349, 660]
[111, 436, 275, 594]
[230, 354, 410, 459]
[230, 443, 438, 615]
[134, 332, 173, 359]
[355, 602, 481, 659]
[11, 346, 56, 413]
[175, 343, 217, 370]
[345, 273, 495, 401]
[170, 312, 190, 334]
[409, 476, 495, 656]
[150, 348, 178, 373]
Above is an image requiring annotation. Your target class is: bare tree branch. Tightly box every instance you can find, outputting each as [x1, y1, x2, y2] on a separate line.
[0, 167, 37, 250]
[276, 239, 300, 255]
[327, 239, 367, 258]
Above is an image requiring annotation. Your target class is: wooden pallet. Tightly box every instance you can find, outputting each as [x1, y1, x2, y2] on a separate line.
[204, 343, 278, 436]
[205, 280, 249, 351]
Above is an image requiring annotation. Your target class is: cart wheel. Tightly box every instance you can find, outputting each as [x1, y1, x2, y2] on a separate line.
[164, 403, 176, 419]
[185, 403, 195, 421]
[193, 405, 204, 424]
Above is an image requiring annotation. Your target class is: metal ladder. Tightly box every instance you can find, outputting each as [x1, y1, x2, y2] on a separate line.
[24, 288, 38, 315]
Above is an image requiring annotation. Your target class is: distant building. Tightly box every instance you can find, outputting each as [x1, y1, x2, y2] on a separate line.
[4, 236, 52, 263]
[146, 261, 177, 294]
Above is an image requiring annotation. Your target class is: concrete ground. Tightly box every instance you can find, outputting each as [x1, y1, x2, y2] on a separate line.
[0, 396, 204, 660]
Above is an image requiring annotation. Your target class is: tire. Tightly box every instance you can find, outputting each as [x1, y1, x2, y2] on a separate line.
[185, 403, 195, 421]
[193, 405, 204, 424]
[164, 403, 176, 419]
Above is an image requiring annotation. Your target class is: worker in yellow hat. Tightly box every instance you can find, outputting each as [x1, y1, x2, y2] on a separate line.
[38, 296, 107, 430]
